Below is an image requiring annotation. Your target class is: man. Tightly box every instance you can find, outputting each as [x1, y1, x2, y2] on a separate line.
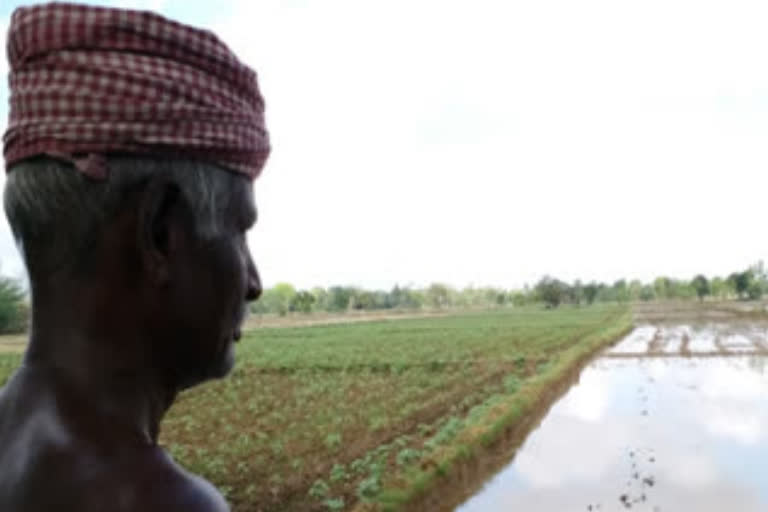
[0, 3, 270, 511]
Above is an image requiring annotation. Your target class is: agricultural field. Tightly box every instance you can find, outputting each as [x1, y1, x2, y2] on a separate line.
[0, 306, 630, 511]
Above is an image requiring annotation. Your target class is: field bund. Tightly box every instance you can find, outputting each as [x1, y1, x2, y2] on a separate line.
[0, 306, 631, 511]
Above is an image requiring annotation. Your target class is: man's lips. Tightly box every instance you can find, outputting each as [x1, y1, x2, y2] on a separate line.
[232, 305, 246, 343]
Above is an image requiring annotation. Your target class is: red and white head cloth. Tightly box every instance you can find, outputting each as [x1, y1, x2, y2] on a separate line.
[3, 2, 270, 180]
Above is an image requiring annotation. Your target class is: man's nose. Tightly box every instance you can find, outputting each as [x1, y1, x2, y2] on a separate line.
[245, 251, 262, 302]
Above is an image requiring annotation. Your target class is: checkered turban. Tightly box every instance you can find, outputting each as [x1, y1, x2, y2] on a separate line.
[3, 3, 270, 180]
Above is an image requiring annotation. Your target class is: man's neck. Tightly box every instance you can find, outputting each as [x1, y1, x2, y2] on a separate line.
[23, 309, 177, 445]
[20, 358, 176, 445]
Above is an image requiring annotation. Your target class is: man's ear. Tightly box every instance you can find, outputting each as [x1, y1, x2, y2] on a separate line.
[137, 177, 183, 285]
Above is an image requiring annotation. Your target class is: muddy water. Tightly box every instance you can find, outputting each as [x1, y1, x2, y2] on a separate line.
[456, 322, 768, 511]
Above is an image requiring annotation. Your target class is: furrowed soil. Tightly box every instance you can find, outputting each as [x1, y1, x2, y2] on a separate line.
[0, 305, 630, 511]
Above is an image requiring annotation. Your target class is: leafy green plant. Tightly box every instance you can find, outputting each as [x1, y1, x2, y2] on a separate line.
[324, 432, 342, 451]
[357, 474, 381, 501]
[330, 463, 348, 483]
[324, 497, 345, 511]
[308, 479, 330, 499]
[503, 374, 521, 394]
[396, 448, 422, 466]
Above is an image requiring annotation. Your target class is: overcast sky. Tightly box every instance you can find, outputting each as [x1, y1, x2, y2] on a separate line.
[2, 0, 767, 290]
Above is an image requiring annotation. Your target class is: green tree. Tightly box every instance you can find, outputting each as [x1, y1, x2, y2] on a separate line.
[612, 280, 629, 303]
[349, 289, 376, 310]
[389, 286, 423, 309]
[710, 277, 726, 299]
[481, 287, 503, 307]
[388, 285, 405, 309]
[457, 286, 485, 307]
[653, 277, 671, 300]
[290, 290, 316, 313]
[570, 280, 584, 306]
[749, 261, 767, 298]
[691, 274, 710, 302]
[371, 290, 392, 309]
[327, 286, 353, 311]
[272, 283, 297, 315]
[582, 282, 599, 305]
[426, 283, 451, 308]
[510, 291, 528, 307]
[747, 281, 763, 300]
[638, 284, 655, 301]
[750, 260, 767, 282]
[670, 279, 694, 299]
[535, 276, 568, 309]
[311, 287, 330, 311]
[628, 280, 643, 302]
[728, 271, 752, 300]
[0, 276, 27, 333]
[254, 282, 297, 316]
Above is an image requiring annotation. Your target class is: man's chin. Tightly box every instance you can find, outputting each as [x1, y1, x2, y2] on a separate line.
[209, 342, 236, 379]
[179, 343, 235, 389]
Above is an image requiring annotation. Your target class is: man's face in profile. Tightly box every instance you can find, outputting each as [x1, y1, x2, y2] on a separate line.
[156, 175, 260, 387]
[0, 3, 270, 510]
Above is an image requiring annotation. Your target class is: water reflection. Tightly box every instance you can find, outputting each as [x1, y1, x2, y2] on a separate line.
[457, 324, 768, 512]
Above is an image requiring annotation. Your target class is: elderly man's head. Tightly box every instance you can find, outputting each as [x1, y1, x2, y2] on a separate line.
[0, 5, 270, 510]
[1, 3, 269, 389]
[5, 156, 260, 387]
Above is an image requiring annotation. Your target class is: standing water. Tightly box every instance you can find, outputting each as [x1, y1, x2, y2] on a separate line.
[456, 321, 768, 511]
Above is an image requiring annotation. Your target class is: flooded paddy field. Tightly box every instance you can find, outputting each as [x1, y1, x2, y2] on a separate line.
[457, 313, 768, 511]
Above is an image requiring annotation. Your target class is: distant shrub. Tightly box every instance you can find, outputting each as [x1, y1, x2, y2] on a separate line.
[0, 277, 27, 334]
[747, 281, 763, 300]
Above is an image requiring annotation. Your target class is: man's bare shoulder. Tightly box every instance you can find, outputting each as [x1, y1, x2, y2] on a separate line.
[90, 446, 230, 512]
[0, 427, 228, 511]
[155, 455, 231, 512]
[0, 375, 228, 512]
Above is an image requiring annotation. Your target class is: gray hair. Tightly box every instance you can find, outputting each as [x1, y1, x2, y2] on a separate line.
[4, 156, 241, 278]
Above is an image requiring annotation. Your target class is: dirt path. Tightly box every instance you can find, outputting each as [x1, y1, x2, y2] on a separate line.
[0, 308, 481, 354]
[0, 334, 27, 354]
[243, 308, 466, 330]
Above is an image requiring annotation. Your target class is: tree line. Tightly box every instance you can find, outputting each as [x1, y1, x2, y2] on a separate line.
[0, 275, 27, 333]
[1, 262, 765, 327]
[253, 262, 768, 315]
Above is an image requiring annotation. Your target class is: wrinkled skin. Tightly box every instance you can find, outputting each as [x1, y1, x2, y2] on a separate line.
[0, 172, 261, 511]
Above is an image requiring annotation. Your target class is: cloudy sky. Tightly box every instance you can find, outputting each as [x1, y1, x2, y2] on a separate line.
[1, 0, 767, 290]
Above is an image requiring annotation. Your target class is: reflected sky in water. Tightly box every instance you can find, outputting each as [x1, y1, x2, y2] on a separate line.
[457, 324, 768, 512]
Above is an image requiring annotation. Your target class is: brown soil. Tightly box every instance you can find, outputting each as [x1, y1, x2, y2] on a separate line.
[0, 334, 27, 354]
[680, 330, 691, 355]
[647, 328, 665, 353]
[633, 300, 768, 324]
[714, 335, 728, 354]
[0, 309, 471, 354]
[243, 308, 469, 330]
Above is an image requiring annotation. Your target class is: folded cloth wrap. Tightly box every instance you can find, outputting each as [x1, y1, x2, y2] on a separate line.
[3, 2, 270, 180]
